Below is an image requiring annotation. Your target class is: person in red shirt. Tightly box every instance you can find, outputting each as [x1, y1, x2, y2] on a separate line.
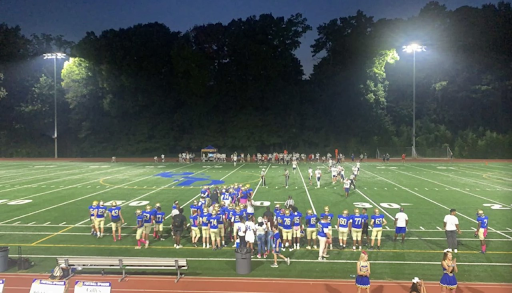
[402, 154, 406, 164]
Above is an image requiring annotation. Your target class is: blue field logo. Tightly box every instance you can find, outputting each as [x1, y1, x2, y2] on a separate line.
[154, 171, 225, 187]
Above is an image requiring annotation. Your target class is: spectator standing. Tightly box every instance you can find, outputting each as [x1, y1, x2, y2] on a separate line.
[444, 209, 461, 253]
[172, 208, 187, 248]
[394, 207, 409, 243]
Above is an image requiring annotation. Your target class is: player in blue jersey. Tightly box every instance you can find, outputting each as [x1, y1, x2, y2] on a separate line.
[208, 210, 222, 250]
[292, 207, 302, 250]
[152, 203, 161, 238]
[94, 201, 108, 238]
[221, 189, 231, 206]
[305, 210, 318, 249]
[282, 209, 294, 251]
[320, 206, 334, 249]
[200, 208, 211, 248]
[369, 209, 387, 250]
[350, 208, 364, 251]
[361, 208, 370, 246]
[232, 206, 243, 247]
[107, 201, 124, 242]
[217, 205, 226, 247]
[141, 205, 153, 247]
[271, 225, 290, 267]
[475, 209, 489, 253]
[154, 206, 166, 240]
[134, 209, 148, 249]
[89, 201, 98, 236]
[337, 209, 350, 249]
[226, 204, 236, 242]
[189, 209, 200, 247]
[318, 215, 332, 261]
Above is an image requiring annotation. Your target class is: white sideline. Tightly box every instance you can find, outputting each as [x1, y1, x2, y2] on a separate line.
[0, 164, 77, 179]
[0, 164, 194, 224]
[0, 165, 96, 185]
[395, 168, 511, 207]
[0, 166, 131, 194]
[297, 166, 317, 214]
[410, 165, 512, 191]
[19, 254, 512, 266]
[361, 168, 512, 240]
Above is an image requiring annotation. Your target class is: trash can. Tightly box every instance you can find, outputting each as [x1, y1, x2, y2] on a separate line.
[0, 247, 9, 272]
[235, 248, 251, 275]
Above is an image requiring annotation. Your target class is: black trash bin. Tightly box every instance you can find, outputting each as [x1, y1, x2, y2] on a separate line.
[0, 247, 8, 272]
[235, 248, 251, 275]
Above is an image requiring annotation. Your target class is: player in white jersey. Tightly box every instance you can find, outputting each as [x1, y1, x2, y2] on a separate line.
[161, 154, 165, 163]
[111, 156, 117, 163]
[315, 168, 322, 188]
[331, 166, 338, 184]
[308, 167, 313, 185]
[328, 158, 333, 168]
[292, 160, 298, 173]
[154, 156, 158, 163]
[343, 178, 351, 198]
[315, 153, 320, 162]
[356, 162, 361, 173]
[352, 166, 358, 179]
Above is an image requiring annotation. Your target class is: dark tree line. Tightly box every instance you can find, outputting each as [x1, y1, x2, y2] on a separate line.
[1, 1, 511, 158]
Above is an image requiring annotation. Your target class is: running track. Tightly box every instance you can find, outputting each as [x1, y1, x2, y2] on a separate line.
[1, 274, 511, 293]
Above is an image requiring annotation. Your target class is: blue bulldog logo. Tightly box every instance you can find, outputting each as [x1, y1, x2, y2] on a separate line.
[154, 172, 224, 187]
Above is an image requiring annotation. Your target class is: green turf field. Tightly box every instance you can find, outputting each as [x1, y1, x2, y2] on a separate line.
[0, 160, 511, 283]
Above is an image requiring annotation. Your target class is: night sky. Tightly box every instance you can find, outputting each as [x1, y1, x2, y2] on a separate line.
[0, 0, 499, 75]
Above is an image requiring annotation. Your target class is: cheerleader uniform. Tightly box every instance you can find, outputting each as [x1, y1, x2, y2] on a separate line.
[440, 264, 457, 289]
[356, 261, 370, 288]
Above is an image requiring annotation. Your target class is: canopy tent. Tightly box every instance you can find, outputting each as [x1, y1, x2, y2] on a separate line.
[201, 145, 217, 158]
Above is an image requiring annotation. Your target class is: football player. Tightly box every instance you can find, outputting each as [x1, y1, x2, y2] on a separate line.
[152, 203, 161, 238]
[331, 165, 338, 184]
[282, 209, 293, 250]
[292, 159, 298, 174]
[217, 205, 226, 247]
[475, 210, 489, 253]
[318, 215, 332, 261]
[305, 209, 318, 249]
[315, 167, 322, 188]
[337, 209, 350, 249]
[343, 178, 351, 198]
[292, 207, 302, 250]
[89, 201, 98, 236]
[208, 210, 221, 250]
[227, 203, 236, 242]
[107, 201, 124, 242]
[141, 205, 153, 247]
[361, 208, 370, 246]
[94, 201, 107, 238]
[260, 169, 266, 187]
[350, 208, 364, 251]
[154, 205, 166, 240]
[370, 208, 386, 250]
[189, 209, 200, 247]
[232, 206, 243, 247]
[201, 208, 211, 248]
[134, 210, 148, 249]
[320, 206, 334, 249]
[308, 166, 313, 185]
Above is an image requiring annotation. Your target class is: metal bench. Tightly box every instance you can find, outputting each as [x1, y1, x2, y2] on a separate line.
[56, 257, 187, 282]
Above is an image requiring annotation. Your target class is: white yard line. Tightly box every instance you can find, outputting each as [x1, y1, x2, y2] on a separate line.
[461, 164, 512, 176]
[0, 165, 98, 185]
[0, 165, 77, 179]
[18, 254, 512, 266]
[356, 189, 394, 220]
[181, 164, 246, 208]
[410, 165, 512, 191]
[0, 167, 136, 198]
[297, 166, 317, 214]
[0, 164, 193, 224]
[361, 168, 512, 240]
[394, 168, 510, 207]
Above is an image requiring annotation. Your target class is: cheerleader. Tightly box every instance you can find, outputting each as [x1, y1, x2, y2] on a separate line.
[355, 251, 370, 292]
[410, 277, 428, 293]
[440, 251, 458, 292]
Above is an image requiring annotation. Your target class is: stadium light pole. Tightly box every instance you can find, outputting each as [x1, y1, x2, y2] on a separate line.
[43, 53, 66, 159]
[402, 44, 425, 158]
